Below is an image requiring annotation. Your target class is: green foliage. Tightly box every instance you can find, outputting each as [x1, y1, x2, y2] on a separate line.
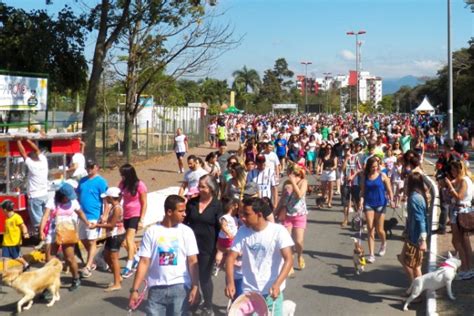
[391, 44, 474, 121]
[0, 4, 88, 93]
[199, 78, 229, 106]
[377, 95, 394, 114]
[232, 66, 261, 93]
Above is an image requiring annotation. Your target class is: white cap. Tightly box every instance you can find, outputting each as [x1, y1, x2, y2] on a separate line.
[101, 187, 121, 198]
[65, 179, 79, 189]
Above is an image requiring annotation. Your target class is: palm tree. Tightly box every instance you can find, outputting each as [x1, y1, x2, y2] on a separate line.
[232, 66, 261, 94]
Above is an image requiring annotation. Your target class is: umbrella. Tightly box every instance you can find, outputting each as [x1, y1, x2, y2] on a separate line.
[224, 106, 243, 114]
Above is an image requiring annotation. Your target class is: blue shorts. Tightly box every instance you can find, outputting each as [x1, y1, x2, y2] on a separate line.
[364, 205, 387, 214]
[176, 152, 186, 159]
[2, 246, 21, 259]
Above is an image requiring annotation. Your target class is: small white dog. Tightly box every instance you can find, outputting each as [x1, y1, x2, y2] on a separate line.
[282, 300, 296, 316]
[403, 252, 461, 311]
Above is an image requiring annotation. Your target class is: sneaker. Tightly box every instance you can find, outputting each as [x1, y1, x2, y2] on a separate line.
[201, 307, 215, 316]
[212, 265, 220, 277]
[367, 255, 376, 264]
[131, 259, 139, 271]
[69, 278, 81, 291]
[121, 267, 135, 279]
[377, 244, 387, 257]
[80, 267, 92, 278]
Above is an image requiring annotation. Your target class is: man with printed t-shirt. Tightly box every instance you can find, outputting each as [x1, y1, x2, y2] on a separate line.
[225, 197, 294, 316]
[129, 195, 200, 315]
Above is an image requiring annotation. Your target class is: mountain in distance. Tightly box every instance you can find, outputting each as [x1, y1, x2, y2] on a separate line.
[382, 75, 426, 95]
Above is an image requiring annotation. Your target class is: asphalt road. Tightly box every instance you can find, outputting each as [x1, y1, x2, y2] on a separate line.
[0, 187, 423, 316]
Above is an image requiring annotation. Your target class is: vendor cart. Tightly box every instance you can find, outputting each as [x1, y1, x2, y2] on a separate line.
[0, 132, 83, 234]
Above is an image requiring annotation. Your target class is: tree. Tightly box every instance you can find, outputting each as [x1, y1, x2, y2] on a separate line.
[232, 66, 261, 93]
[273, 58, 294, 89]
[82, 0, 132, 159]
[177, 79, 201, 104]
[0, 5, 88, 93]
[199, 78, 229, 106]
[378, 95, 394, 114]
[259, 69, 283, 105]
[115, 0, 238, 161]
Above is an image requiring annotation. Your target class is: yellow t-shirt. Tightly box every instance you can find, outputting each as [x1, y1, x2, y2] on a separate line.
[2, 213, 24, 246]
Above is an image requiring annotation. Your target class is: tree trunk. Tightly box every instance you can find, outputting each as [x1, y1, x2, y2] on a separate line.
[123, 111, 133, 162]
[81, 0, 131, 159]
[82, 1, 110, 160]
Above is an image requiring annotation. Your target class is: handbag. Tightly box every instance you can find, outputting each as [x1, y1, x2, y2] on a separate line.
[457, 211, 474, 232]
[54, 206, 79, 245]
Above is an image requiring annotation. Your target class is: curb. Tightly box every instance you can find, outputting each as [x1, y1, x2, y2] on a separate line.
[424, 174, 440, 316]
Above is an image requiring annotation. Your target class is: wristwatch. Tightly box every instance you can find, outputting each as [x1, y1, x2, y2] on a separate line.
[130, 288, 139, 293]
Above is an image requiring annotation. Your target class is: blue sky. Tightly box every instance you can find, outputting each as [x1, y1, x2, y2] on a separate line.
[5, 0, 474, 81]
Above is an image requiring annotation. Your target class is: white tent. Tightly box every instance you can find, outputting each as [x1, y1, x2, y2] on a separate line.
[414, 96, 435, 114]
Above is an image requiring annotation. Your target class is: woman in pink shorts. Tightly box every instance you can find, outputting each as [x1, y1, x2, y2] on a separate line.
[275, 163, 308, 272]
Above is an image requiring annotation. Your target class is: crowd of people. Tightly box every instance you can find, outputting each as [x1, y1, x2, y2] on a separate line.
[0, 112, 473, 315]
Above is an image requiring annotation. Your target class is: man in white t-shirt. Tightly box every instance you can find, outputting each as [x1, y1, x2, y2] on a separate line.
[129, 195, 200, 315]
[17, 139, 49, 232]
[247, 154, 279, 208]
[68, 141, 87, 180]
[225, 198, 294, 315]
[263, 143, 281, 177]
[178, 155, 208, 197]
[207, 120, 217, 148]
[174, 128, 188, 173]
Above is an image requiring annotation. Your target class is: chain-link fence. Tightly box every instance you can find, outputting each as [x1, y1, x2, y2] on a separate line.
[94, 115, 210, 168]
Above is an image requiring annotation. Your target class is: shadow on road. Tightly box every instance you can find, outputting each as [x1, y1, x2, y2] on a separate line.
[303, 249, 352, 260]
[148, 168, 179, 174]
[306, 219, 341, 225]
[303, 284, 401, 304]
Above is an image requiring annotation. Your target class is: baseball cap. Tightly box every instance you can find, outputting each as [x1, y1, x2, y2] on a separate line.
[59, 183, 77, 200]
[100, 187, 121, 198]
[86, 159, 98, 169]
[1, 200, 15, 211]
[255, 154, 266, 163]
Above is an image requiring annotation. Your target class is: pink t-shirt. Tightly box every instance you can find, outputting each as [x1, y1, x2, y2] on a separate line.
[119, 180, 147, 219]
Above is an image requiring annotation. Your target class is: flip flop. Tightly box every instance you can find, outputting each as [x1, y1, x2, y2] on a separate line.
[104, 286, 121, 292]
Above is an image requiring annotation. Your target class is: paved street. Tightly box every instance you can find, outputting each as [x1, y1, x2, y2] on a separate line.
[0, 192, 423, 316]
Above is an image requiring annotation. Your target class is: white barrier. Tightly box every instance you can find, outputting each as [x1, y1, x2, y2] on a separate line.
[142, 186, 181, 227]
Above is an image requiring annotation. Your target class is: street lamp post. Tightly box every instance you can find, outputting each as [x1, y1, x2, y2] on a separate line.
[323, 72, 331, 114]
[346, 30, 366, 126]
[447, 0, 453, 139]
[301, 61, 312, 112]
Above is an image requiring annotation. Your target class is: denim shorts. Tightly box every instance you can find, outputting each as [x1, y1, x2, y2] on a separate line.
[146, 283, 189, 316]
[364, 204, 387, 214]
[28, 195, 49, 228]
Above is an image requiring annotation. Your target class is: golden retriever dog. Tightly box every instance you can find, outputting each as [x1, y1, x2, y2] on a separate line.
[2, 258, 63, 313]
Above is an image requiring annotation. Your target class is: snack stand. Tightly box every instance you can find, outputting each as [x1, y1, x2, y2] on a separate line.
[0, 132, 82, 234]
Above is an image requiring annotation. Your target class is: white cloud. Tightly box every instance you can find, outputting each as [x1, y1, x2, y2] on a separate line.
[339, 50, 355, 61]
[413, 60, 444, 72]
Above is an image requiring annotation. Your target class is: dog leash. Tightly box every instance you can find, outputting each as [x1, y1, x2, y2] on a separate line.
[127, 280, 148, 315]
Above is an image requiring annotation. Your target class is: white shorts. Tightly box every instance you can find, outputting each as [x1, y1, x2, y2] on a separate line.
[321, 170, 336, 182]
[79, 220, 101, 241]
